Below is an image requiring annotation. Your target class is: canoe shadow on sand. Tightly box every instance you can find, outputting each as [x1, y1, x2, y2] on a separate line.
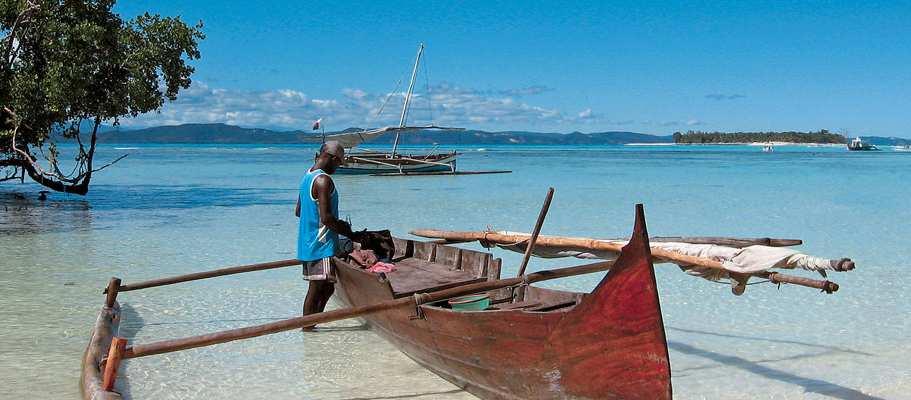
[667, 326, 884, 400]
[113, 305, 448, 399]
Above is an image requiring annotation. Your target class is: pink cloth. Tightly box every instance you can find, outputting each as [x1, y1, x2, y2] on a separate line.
[366, 262, 396, 273]
[349, 249, 378, 268]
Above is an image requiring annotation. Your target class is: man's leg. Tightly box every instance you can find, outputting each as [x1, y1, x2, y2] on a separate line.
[314, 283, 335, 313]
[302, 280, 335, 331]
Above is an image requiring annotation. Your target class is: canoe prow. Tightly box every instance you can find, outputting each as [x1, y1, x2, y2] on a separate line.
[334, 204, 672, 399]
[550, 203, 671, 399]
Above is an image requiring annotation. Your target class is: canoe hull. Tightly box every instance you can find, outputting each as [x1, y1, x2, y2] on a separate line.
[333, 205, 671, 399]
[337, 152, 457, 174]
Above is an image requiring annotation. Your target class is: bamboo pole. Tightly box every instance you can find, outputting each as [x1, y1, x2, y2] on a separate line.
[106, 259, 301, 293]
[517, 188, 554, 277]
[766, 272, 839, 293]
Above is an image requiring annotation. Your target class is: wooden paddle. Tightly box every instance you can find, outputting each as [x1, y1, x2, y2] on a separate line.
[516, 187, 554, 277]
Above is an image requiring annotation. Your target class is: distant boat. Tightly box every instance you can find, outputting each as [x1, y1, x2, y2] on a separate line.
[325, 44, 463, 175]
[847, 137, 879, 151]
[762, 143, 774, 152]
[894, 145, 911, 152]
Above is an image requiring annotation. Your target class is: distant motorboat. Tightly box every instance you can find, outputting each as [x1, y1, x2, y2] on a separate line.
[762, 144, 774, 152]
[894, 145, 911, 152]
[847, 137, 879, 151]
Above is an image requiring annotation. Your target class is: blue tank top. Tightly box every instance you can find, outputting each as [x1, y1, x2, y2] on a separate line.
[297, 168, 340, 261]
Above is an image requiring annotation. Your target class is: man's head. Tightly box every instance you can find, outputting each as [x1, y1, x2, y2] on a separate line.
[316, 141, 346, 173]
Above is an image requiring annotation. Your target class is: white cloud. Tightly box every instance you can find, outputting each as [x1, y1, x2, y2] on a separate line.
[123, 81, 576, 130]
[121, 81, 700, 132]
[705, 93, 746, 101]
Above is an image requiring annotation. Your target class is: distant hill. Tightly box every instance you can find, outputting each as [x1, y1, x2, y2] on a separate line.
[54, 123, 909, 146]
[861, 136, 911, 146]
[97, 123, 674, 145]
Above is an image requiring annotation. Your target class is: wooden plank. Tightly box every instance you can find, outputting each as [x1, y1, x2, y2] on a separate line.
[412, 241, 435, 261]
[387, 258, 484, 297]
[490, 301, 542, 310]
[459, 249, 488, 278]
[434, 245, 462, 269]
[391, 237, 411, 259]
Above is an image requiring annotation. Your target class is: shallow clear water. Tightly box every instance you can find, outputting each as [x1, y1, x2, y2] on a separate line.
[1, 143, 909, 399]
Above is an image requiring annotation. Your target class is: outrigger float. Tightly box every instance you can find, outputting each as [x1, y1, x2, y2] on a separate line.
[82, 199, 852, 400]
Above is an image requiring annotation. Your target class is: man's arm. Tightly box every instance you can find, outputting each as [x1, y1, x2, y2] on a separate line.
[313, 174, 353, 237]
[295, 196, 301, 217]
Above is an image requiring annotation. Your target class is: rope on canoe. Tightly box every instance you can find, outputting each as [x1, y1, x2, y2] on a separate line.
[412, 292, 432, 319]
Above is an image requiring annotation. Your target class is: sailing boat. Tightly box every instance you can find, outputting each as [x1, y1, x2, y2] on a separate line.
[326, 44, 463, 175]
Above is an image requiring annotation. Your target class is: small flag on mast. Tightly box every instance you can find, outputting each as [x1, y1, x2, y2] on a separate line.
[312, 118, 322, 131]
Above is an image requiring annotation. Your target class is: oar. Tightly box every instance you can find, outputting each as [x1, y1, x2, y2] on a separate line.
[517, 187, 554, 277]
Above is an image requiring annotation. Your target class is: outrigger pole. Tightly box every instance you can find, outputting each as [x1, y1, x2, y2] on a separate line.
[391, 43, 424, 158]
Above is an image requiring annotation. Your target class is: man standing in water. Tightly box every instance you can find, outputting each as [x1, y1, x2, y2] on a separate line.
[296, 141, 356, 329]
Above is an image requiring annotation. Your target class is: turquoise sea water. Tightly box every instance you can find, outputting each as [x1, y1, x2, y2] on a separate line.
[1, 143, 909, 399]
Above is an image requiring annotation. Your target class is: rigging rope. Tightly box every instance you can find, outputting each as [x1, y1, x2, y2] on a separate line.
[376, 77, 404, 120]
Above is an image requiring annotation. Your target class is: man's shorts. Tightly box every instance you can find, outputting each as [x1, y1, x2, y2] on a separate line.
[301, 239, 353, 282]
[302, 258, 334, 282]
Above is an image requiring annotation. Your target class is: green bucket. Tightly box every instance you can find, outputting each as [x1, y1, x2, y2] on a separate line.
[448, 294, 491, 311]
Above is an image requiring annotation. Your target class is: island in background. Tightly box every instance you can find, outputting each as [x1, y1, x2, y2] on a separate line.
[673, 130, 846, 144]
[85, 123, 910, 146]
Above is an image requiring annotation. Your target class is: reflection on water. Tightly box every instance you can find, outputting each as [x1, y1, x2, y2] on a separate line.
[0, 192, 93, 235]
[1, 144, 909, 399]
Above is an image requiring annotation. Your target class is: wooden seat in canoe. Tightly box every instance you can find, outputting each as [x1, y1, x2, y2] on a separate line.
[379, 238, 499, 298]
[387, 258, 486, 298]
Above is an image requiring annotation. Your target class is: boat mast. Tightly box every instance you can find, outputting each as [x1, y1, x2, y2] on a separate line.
[391, 43, 424, 157]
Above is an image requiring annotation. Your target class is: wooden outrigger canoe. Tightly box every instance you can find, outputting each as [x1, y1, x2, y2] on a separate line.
[80, 205, 671, 399]
[332, 204, 671, 399]
[81, 201, 847, 399]
[337, 151, 458, 175]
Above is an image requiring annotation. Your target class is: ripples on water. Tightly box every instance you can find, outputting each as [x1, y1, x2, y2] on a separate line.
[1, 144, 909, 399]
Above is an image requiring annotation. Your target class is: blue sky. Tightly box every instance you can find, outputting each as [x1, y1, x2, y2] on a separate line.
[116, 1, 910, 136]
